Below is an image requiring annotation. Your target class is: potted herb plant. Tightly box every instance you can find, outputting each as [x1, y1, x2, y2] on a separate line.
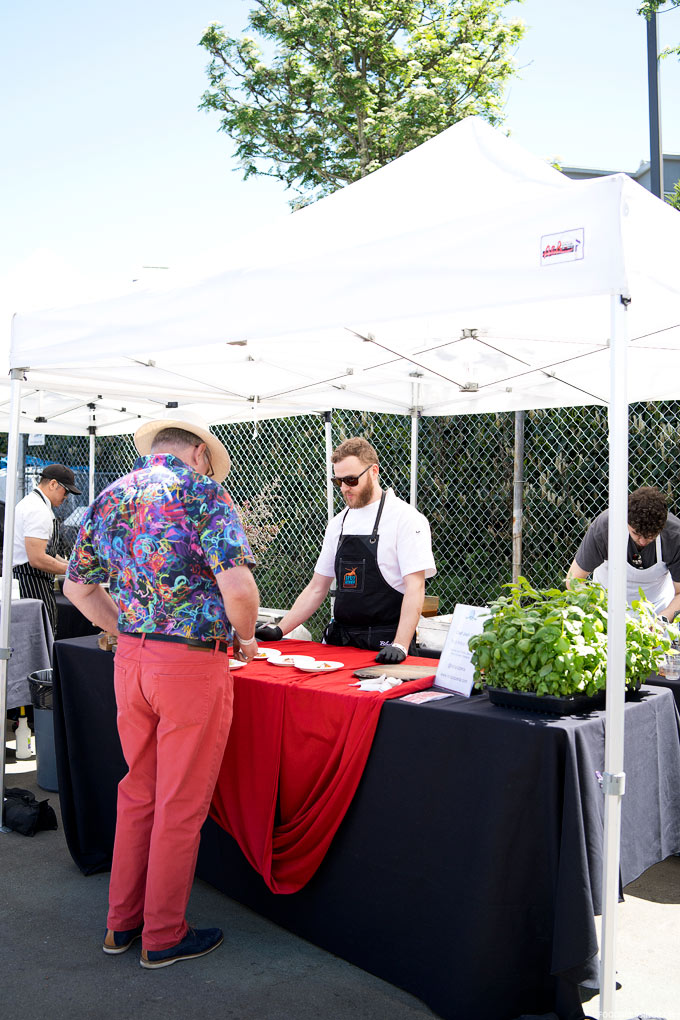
[468, 575, 676, 714]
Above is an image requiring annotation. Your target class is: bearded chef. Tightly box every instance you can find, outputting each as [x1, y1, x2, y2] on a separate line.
[255, 437, 436, 664]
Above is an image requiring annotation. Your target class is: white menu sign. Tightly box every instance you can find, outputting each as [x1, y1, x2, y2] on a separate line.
[434, 604, 489, 697]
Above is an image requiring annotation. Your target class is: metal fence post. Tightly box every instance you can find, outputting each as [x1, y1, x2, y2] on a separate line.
[17, 433, 27, 501]
[324, 411, 334, 525]
[512, 410, 525, 583]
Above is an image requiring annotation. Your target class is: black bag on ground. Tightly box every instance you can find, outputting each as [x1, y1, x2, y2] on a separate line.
[3, 787, 58, 836]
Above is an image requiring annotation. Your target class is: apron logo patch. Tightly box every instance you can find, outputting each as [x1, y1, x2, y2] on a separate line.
[343, 568, 358, 587]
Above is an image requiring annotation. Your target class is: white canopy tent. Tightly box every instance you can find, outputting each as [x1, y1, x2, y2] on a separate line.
[5, 116, 680, 433]
[4, 116, 680, 1013]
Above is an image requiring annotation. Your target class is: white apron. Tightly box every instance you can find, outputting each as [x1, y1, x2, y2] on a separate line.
[593, 534, 674, 615]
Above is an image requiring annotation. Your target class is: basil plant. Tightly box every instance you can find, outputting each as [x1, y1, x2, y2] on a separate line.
[468, 575, 677, 697]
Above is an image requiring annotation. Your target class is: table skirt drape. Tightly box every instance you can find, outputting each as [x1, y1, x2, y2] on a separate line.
[208, 640, 435, 892]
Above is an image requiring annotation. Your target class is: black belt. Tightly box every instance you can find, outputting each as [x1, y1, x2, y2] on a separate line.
[126, 632, 229, 655]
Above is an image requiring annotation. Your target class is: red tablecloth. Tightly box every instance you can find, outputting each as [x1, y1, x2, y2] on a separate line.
[208, 640, 435, 893]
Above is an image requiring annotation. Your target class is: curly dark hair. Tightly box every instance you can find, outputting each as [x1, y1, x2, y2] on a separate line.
[627, 486, 668, 538]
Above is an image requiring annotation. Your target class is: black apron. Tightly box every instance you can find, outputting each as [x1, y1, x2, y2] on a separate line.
[323, 492, 406, 651]
[13, 489, 59, 636]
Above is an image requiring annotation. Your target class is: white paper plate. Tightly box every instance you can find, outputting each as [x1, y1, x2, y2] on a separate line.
[269, 654, 316, 668]
[296, 660, 344, 673]
[253, 647, 282, 660]
[228, 659, 246, 670]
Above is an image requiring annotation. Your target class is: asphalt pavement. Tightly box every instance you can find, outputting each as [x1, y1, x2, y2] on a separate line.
[2, 721, 679, 1020]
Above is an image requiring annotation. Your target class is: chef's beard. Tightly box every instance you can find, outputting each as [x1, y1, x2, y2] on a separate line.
[344, 476, 379, 509]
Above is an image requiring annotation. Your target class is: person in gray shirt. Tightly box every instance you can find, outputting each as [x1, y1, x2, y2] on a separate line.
[566, 486, 680, 621]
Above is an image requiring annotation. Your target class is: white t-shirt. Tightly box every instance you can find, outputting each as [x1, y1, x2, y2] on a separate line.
[13, 489, 55, 566]
[314, 488, 436, 593]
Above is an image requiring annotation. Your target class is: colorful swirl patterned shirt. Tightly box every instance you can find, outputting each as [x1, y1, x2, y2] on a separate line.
[67, 453, 255, 642]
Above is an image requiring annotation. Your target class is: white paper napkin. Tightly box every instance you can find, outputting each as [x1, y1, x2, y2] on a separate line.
[350, 675, 403, 692]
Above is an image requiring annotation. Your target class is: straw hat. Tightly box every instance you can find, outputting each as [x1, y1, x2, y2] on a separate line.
[134, 410, 231, 482]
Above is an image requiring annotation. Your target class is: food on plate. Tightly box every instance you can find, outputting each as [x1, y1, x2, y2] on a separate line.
[297, 660, 344, 672]
[254, 647, 282, 660]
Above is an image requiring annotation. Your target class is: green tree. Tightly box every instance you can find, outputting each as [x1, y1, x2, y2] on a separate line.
[638, 1, 680, 59]
[199, 0, 524, 205]
[667, 178, 680, 209]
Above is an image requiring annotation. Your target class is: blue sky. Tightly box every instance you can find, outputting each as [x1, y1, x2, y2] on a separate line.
[1, 0, 679, 298]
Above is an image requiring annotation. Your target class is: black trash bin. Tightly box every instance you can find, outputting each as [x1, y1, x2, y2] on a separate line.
[28, 669, 58, 792]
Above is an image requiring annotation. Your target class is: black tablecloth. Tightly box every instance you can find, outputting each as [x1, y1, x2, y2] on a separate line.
[55, 592, 99, 641]
[52, 636, 680, 1020]
[55, 592, 99, 640]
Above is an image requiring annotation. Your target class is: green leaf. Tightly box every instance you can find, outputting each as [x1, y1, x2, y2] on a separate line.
[199, 0, 527, 203]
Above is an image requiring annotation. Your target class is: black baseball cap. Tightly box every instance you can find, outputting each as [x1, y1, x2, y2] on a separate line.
[40, 464, 82, 495]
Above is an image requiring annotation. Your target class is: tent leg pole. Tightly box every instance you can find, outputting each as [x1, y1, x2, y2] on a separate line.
[409, 415, 418, 508]
[599, 294, 630, 1015]
[89, 431, 95, 504]
[410, 378, 421, 509]
[1, 369, 26, 831]
[88, 404, 96, 504]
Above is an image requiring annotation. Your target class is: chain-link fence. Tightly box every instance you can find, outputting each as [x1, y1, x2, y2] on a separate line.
[7, 401, 680, 640]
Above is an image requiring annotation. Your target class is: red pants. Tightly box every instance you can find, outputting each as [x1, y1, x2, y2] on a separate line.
[107, 635, 233, 951]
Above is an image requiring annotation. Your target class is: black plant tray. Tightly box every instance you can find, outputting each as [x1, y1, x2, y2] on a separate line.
[484, 685, 606, 716]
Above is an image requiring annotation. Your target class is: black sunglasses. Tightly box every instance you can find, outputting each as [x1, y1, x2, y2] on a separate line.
[331, 465, 372, 488]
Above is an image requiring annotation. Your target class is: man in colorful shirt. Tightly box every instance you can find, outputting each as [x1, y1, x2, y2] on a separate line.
[64, 411, 259, 970]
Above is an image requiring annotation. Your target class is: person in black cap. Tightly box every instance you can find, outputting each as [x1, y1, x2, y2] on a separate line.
[12, 463, 82, 635]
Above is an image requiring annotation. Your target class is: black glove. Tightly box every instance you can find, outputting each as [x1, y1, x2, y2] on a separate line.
[255, 624, 283, 642]
[375, 644, 407, 665]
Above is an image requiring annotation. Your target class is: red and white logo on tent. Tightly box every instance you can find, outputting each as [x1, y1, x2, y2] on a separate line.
[540, 228, 584, 265]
